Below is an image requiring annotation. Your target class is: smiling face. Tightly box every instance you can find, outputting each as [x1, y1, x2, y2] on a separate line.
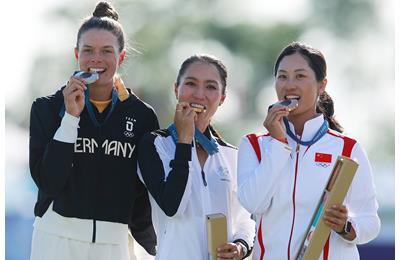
[74, 29, 125, 88]
[175, 61, 226, 128]
[275, 52, 327, 121]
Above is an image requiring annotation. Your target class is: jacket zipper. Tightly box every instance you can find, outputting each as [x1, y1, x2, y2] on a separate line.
[91, 126, 101, 243]
[92, 219, 96, 243]
[201, 170, 208, 186]
[287, 144, 300, 260]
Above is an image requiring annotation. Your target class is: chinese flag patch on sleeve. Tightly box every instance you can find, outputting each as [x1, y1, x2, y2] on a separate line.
[315, 152, 332, 163]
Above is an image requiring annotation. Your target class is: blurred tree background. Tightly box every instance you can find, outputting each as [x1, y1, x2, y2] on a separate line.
[5, 0, 394, 259]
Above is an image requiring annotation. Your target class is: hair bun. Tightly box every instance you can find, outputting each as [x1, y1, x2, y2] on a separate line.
[93, 1, 119, 21]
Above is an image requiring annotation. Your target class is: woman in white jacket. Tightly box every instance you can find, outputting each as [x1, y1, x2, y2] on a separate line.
[138, 54, 255, 260]
[237, 42, 380, 260]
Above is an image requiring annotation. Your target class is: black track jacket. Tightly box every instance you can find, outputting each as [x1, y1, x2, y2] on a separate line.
[29, 86, 158, 255]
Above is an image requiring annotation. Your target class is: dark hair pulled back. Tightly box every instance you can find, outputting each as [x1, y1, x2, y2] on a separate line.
[176, 54, 228, 95]
[76, 2, 125, 52]
[274, 42, 343, 133]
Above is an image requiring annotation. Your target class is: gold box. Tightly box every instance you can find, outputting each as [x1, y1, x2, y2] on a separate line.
[297, 156, 359, 260]
[206, 213, 227, 260]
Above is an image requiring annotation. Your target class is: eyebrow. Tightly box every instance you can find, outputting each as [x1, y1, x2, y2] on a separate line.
[278, 68, 308, 73]
[185, 77, 219, 85]
[205, 80, 219, 85]
[81, 45, 115, 49]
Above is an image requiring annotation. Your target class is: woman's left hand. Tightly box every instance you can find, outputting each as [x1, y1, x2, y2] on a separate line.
[323, 204, 347, 233]
[216, 242, 243, 260]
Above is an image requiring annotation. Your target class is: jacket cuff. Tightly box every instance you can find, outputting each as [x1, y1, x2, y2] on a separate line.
[233, 238, 252, 259]
[338, 218, 358, 244]
[175, 143, 192, 161]
[53, 112, 80, 143]
[169, 143, 192, 169]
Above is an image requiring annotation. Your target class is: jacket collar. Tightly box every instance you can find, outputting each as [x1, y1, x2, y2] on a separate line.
[286, 114, 326, 143]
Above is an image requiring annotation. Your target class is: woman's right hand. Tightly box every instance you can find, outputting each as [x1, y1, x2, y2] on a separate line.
[63, 76, 87, 117]
[263, 105, 289, 140]
[174, 102, 196, 144]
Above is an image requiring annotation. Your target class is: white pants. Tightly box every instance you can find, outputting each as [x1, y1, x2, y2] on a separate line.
[30, 228, 137, 260]
[30, 205, 137, 260]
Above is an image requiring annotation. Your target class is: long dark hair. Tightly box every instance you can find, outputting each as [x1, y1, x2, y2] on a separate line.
[274, 42, 343, 133]
[76, 2, 125, 53]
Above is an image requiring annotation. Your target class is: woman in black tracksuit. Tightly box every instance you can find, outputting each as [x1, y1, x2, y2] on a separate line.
[29, 2, 158, 259]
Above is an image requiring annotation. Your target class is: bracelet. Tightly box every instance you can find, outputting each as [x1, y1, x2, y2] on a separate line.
[336, 220, 352, 236]
[233, 239, 250, 259]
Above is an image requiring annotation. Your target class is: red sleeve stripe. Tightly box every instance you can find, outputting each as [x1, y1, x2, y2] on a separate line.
[323, 131, 357, 259]
[246, 133, 269, 259]
[246, 134, 262, 162]
[258, 218, 266, 259]
[246, 133, 270, 162]
[323, 234, 330, 260]
[341, 136, 356, 157]
[327, 130, 357, 157]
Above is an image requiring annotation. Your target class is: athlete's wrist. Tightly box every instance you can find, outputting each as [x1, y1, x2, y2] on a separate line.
[233, 239, 250, 259]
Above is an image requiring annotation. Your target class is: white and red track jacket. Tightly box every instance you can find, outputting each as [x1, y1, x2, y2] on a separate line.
[237, 115, 380, 260]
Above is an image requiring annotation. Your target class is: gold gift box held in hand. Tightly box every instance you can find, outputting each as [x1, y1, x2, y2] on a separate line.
[297, 156, 359, 260]
[206, 213, 227, 260]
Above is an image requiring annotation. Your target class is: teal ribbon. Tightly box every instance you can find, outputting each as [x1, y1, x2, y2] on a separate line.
[167, 124, 219, 155]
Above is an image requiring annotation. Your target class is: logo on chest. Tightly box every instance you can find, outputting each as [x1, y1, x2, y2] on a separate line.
[314, 152, 332, 168]
[216, 166, 231, 182]
[124, 116, 136, 138]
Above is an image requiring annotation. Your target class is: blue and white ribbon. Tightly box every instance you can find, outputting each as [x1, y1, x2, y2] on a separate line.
[167, 124, 219, 155]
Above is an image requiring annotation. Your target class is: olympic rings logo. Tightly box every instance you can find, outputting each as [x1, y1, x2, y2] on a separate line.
[124, 131, 135, 138]
[315, 162, 330, 168]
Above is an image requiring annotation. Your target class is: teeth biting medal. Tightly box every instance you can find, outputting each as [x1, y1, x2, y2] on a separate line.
[190, 103, 206, 113]
[278, 99, 298, 112]
[73, 70, 99, 84]
[269, 99, 299, 112]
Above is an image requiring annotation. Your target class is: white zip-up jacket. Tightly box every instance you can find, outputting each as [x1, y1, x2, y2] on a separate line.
[137, 127, 255, 260]
[237, 115, 380, 260]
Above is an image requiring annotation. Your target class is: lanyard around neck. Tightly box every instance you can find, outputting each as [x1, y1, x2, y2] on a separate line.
[283, 117, 328, 146]
[59, 86, 118, 127]
[84, 86, 118, 127]
[167, 124, 219, 155]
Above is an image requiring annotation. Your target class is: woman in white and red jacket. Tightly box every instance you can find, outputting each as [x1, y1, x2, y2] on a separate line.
[237, 42, 380, 260]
